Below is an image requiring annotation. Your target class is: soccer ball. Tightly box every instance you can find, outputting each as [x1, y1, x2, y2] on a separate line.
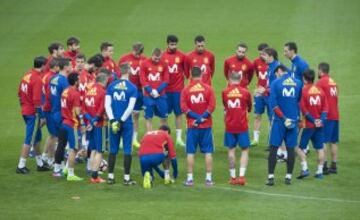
[99, 159, 108, 172]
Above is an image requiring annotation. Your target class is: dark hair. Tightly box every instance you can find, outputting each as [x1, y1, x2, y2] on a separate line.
[100, 42, 113, 51]
[191, 66, 202, 78]
[67, 37, 80, 46]
[257, 43, 269, 51]
[58, 58, 70, 70]
[274, 64, 288, 73]
[88, 54, 104, 68]
[49, 58, 60, 69]
[119, 63, 130, 74]
[76, 53, 86, 61]
[48, 42, 63, 54]
[98, 67, 112, 76]
[263, 48, 278, 60]
[159, 125, 171, 134]
[152, 48, 162, 56]
[303, 69, 315, 83]
[237, 43, 248, 50]
[284, 42, 298, 53]
[167, 34, 178, 43]
[318, 62, 330, 74]
[132, 42, 144, 54]
[34, 56, 47, 68]
[67, 72, 79, 86]
[194, 35, 205, 43]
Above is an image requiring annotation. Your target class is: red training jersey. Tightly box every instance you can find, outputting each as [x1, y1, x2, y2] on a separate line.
[61, 87, 81, 128]
[316, 75, 339, 120]
[222, 84, 252, 133]
[78, 70, 96, 101]
[253, 57, 269, 91]
[181, 79, 216, 128]
[42, 70, 57, 112]
[82, 83, 106, 127]
[140, 58, 168, 96]
[224, 55, 254, 88]
[118, 53, 147, 90]
[162, 49, 186, 92]
[18, 69, 43, 115]
[300, 83, 328, 128]
[138, 130, 176, 159]
[184, 49, 215, 85]
[63, 50, 78, 68]
[102, 56, 120, 77]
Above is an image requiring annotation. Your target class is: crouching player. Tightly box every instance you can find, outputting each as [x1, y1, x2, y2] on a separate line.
[296, 69, 328, 179]
[83, 73, 108, 183]
[105, 63, 137, 185]
[222, 72, 252, 185]
[138, 125, 178, 189]
[53, 72, 85, 181]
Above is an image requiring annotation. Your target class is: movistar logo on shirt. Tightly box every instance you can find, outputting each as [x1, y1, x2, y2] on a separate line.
[282, 77, 296, 86]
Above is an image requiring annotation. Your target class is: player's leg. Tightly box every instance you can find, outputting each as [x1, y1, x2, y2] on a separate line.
[169, 92, 185, 147]
[42, 111, 57, 166]
[32, 127, 51, 171]
[329, 120, 339, 174]
[224, 132, 237, 184]
[283, 127, 299, 185]
[16, 115, 36, 174]
[107, 129, 120, 184]
[144, 96, 154, 132]
[296, 128, 312, 179]
[200, 128, 214, 186]
[252, 96, 265, 146]
[156, 96, 168, 127]
[139, 155, 152, 188]
[132, 90, 143, 148]
[312, 128, 325, 179]
[122, 123, 136, 185]
[90, 127, 105, 183]
[53, 126, 67, 177]
[185, 128, 196, 186]
[238, 131, 250, 185]
[266, 120, 284, 185]
[65, 125, 82, 181]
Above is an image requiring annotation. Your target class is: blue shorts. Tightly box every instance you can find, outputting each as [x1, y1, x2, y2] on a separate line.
[109, 122, 133, 155]
[254, 95, 270, 117]
[224, 131, 250, 149]
[62, 124, 78, 150]
[23, 115, 42, 145]
[43, 111, 55, 136]
[269, 119, 298, 148]
[134, 89, 144, 111]
[143, 95, 168, 119]
[186, 128, 214, 154]
[324, 120, 339, 143]
[88, 126, 103, 153]
[139, 153, 165, 176]
[299, 128, 324, 150]
[166, 92, 182, 116]
[49, 111, 62, 136]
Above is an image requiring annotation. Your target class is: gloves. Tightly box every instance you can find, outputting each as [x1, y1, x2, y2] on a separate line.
[284, 118, 296, 129]
[151, 89, 160, 98]
[110, 119, 121, 134]
[171, 158, 178, 179]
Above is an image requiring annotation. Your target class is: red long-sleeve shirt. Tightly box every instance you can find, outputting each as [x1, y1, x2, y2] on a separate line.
[140, 58, 168, 96]
[138, 130, 176, 159]
[184, 49, 215, 85]
[224, 55, 254, 88]
[316, 75, 339, 120]
[18, 69, 43, 115]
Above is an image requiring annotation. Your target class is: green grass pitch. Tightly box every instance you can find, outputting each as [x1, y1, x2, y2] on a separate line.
[0, 0, 360, 219]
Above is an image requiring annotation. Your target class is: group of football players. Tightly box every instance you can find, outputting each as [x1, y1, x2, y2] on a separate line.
[16, 35, 339, 187]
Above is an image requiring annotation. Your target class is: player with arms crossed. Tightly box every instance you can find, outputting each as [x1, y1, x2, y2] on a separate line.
[138, 125, 178, 189]
[119, 42, 146, 148]
[222, 72, 252, 185]
[267, 65, 302, 186]
[105, 63, 137, 185]
[181, 67, 216, 186]
[316, 62, 339, 174]
[162, 35, 187, 147]
[17, 56, 50, 174]
[296, 69, 328, 179]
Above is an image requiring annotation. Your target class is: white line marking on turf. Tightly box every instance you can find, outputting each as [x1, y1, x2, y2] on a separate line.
[109, 167, 360, 204]
[212, 185, 360, 204]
